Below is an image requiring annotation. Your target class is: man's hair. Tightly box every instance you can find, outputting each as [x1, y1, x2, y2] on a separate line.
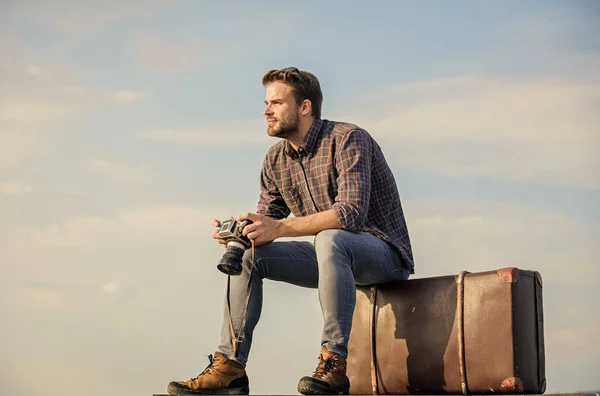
[262, 67, 323, 119]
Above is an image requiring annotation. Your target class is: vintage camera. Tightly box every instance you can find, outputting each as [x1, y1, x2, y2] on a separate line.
[216, 218, 253, 276]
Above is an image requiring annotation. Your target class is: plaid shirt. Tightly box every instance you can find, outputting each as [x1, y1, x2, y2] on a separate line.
[256, 118, 414, 273]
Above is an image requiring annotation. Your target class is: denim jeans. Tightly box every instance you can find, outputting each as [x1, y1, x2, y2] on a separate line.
[217, 229, 411, 367]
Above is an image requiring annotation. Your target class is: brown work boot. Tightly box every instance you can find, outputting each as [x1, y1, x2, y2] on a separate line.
[167, 352, 249, 395]
[297, 346, 350, 395]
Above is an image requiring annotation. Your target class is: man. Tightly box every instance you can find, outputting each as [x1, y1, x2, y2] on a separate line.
[167, 67, 414, 395]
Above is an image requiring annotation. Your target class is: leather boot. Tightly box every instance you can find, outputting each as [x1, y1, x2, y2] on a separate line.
[167, 352, 249, 395]
[297, 346, 350, 395]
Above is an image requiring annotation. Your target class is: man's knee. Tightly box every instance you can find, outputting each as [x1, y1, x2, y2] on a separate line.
[240, 245, 267, 277]
[242, 246, 260, 264]
[314, 229, 351, 255]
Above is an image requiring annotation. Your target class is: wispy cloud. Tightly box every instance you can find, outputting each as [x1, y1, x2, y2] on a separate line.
[0, 29, 24, 70]
[492, 7, 600, 75]
[2, 204, 231, 255]
[130, 31, 211, 74]
[137, 118, 271, 145]
[87, 159, 156, 184]
[5, 1, 175, 34]
[113, 90, 149, 103]
[336, 75, 600, 189]
[128, 7, 299, 74]
[22, 63, 149, 106]
[103, 281, 120, 294]
[14, 286, 76, 313]
[404, 199, 598, 283]
[0, 38, 148, 169]
[0, 182, 32, 195]
[0, 100, 77, 125]
[439, 5, 600, 79]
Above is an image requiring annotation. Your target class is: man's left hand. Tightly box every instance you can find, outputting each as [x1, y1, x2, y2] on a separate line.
[237, 212, 280, 246]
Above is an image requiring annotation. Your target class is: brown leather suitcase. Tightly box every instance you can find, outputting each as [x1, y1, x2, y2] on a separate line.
[346, 267, 546, 395]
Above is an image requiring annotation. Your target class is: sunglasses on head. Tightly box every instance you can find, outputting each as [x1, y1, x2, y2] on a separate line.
[281, 67, 307, 86]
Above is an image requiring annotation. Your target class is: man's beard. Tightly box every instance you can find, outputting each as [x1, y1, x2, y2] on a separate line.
[267, 111, 300, 140]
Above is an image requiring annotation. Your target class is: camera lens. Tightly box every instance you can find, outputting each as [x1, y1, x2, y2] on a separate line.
[217, 244, 245, 275]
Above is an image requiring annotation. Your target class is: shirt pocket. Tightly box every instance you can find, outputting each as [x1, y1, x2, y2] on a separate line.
[280, 186, 303, 216]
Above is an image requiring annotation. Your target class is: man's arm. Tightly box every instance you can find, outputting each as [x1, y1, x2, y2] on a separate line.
[332, 128, 373, 232]
[256, 154, 290, 220]
[278, 209, 341, 238]
[238, 209, 340, 246]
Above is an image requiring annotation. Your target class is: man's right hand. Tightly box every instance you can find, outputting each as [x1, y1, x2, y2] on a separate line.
[211, 219, 228, 248]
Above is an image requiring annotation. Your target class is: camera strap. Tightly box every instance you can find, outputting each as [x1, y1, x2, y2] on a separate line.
[226, 239, 255, 358]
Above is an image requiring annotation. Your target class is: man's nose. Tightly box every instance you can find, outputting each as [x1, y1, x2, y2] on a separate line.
[263, 104, 272, 115]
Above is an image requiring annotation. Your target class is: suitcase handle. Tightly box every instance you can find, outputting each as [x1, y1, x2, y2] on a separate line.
[369, 286, 378, 395]
[456, 271, 470, 395]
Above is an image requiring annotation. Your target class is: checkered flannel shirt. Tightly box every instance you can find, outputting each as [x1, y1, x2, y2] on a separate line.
[256, 118, 414, 273]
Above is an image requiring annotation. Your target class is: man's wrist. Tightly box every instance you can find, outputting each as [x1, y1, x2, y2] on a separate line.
[276, 218, 291, 238]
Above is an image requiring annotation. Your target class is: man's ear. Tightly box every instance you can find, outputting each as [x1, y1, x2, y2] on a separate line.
[301, 99, 312, 116]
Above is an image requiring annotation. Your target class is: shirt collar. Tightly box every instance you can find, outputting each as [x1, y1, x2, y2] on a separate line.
[284, 118, 324, 158]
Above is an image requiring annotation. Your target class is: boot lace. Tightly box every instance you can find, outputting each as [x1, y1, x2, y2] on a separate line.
[191, 354, 219, 379]
[312, 356, 340, 379]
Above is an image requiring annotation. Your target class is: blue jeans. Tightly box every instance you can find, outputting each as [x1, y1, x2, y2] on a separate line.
[218, 229, 410, 366]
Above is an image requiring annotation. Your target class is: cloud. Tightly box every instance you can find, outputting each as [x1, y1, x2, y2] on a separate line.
[492, 6, 600, 74]
[0, 45, 148, 169]
[0, 129, 53, 170]
[335, 75, 600, 189]
[103, 281, 120, 294]
[137, 118, 272, 145]
[20, 63, 148, 106]
[128, 8, 298, 74]
[1, 100, 75, 124]
[24, 64, 73, 83]
[130, 31, 211, 74]
[113, 90, 149, 103]
[5, 1, 175, 34]
[0, 182, 32, 195]
[403, 199, 599, 286]
[87, 159, 156, 184]
[0, 29, 24, 70]
[1, 204, 232, 255]
[0, 203, 236, 316]
[435, 5, 600, 80]
[14, 287, 76, 313]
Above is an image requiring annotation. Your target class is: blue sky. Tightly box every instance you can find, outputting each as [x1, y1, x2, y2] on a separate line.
[1, 1, 599, 395]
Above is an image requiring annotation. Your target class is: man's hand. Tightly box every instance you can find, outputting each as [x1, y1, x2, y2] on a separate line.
[237, 212, 280, 246]
[211, 218, 228, 248]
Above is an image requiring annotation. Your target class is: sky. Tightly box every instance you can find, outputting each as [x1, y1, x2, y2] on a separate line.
[0, 1, 599, 395]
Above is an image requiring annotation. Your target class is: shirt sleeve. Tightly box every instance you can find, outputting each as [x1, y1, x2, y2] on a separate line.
[333, 128, 372, 232]
[256, 155, 291, 220]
